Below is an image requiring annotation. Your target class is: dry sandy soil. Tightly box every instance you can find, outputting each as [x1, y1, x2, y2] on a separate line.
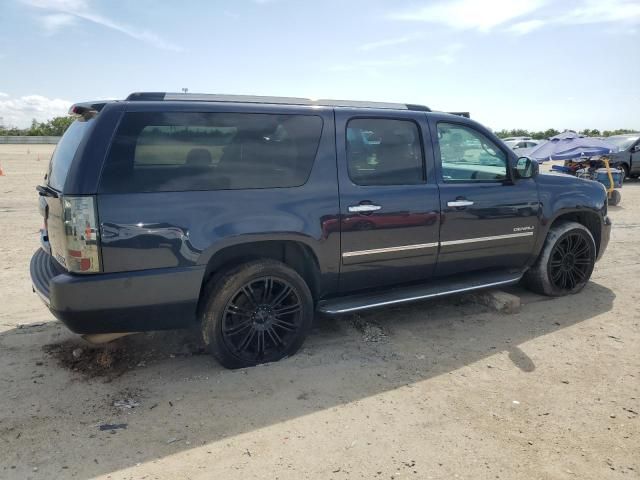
[0, 144, 638, 480]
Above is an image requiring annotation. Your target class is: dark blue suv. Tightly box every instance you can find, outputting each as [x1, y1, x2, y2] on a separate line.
[30, 92, 611, 368]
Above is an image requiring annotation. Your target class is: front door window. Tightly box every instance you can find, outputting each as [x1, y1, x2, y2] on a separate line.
[437, 123, 507, 182]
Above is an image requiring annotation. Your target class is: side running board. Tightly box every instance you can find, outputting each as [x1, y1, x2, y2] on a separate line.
[317, 270, 524, 315]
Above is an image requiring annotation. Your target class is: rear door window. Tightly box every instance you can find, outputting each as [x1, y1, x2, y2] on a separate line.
[48, 118, 94, 191]
[346, 118, 425, 186]
[99, 112, 323, 193]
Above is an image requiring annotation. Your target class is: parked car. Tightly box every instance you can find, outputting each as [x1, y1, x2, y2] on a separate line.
[31, 92, 611, 368]
[502, 136, 533, 142]
[606, 133, 640, 178]
[510, 139, 542, 151]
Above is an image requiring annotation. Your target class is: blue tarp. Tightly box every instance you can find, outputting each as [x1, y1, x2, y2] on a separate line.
[527, 131, 618, 161]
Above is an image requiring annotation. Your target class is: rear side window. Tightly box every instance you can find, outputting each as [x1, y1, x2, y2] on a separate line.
[346, 118, 424, 186]
[99, 112, 323, 193]
[48, 118, 94, 191]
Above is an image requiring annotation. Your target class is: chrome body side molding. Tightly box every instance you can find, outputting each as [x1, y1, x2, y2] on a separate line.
[342, 242, 438, 258]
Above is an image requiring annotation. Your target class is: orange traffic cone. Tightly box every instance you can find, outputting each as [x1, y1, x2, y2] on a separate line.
[0, 164, 4, 176]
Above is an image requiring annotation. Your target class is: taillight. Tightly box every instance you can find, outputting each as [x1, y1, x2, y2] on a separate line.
[62, 196, 101, 273]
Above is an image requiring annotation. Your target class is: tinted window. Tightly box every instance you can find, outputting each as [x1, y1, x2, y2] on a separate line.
[346, 118, 424, 186]
[48, 118, 93, 191]
[608, 135, 639, 151]
[436, 123, 507, 182]
[99, 112, 323, 193]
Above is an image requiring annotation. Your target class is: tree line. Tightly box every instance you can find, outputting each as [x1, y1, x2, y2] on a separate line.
[1, 115, 637, 139]
[494, 128, 637, 140]
[0, 116, 75, 136]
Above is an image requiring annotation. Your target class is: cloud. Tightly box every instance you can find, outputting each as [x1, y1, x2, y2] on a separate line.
[434, 43, 464, 65]
[39, 13, 76, 33]
[506, 0, 640, 35]
[0, 92, 9, 98]
[390, 0, 547, 32]
[22, 0, 182, 51]
[358, 34, 423, 52]
[564, 0, 640, 24]
[0, 94, 72, 129]
[508, 19, 546, 34]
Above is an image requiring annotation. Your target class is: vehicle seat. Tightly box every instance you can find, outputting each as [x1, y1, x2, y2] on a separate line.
[185, 148, 212, 167]
[374, 130, 419, 184]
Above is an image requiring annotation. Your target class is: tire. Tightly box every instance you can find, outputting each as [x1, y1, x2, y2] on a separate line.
[201, 259, 314, 369]
[524, 221, 596, 297]
[609, 189, 621, 206]
[616, 163, 629, 179]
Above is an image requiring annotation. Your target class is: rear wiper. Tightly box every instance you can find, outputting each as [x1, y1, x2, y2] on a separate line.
[36, 184, 59, 198]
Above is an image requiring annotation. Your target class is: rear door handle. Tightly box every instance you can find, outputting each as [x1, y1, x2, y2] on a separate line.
[447, 200, 474, 207]
[348, 204, 382, 213]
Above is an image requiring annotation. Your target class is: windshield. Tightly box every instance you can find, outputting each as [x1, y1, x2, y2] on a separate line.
[607, 135, 638, 151]
[47, 118, 94, 191]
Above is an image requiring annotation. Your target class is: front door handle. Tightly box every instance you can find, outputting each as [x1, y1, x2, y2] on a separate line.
[447, 200, 474, 207]
[348, 204, 382, 213]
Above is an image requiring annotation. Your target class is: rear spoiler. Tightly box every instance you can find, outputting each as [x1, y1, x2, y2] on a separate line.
[69, 101, 110, 120]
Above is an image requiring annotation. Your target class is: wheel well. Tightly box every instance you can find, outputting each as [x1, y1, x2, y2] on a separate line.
[200, 241, 321, 300]
[549, 212, 602, 255]
[613, 161, 629, 175]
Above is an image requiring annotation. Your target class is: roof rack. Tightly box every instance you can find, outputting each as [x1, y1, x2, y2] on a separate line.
[125, 92, 431, 112]
[447, 111, 470, 118]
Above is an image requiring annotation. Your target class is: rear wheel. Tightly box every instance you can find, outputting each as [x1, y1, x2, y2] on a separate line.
[524, 221, 596, 297]
[201, 259, 313, 369]
[609, 189, 621, 206]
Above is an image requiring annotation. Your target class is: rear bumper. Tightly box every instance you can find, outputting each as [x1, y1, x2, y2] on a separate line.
[597, 215, 612, 261]
[30, 248, 205, 334]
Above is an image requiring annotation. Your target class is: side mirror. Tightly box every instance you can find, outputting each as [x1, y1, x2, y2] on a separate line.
[515, 157, 538, 179]
[633, 144, 640, 153]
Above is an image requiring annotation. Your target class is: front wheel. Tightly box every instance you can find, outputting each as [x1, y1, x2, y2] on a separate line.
[524, 221, 596, 297]
[201, 259, 314, 369]
[616, 163, 629, 179]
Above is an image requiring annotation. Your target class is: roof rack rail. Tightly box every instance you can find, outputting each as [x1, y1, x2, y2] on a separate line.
[446, 111, 471, 118]
[125, 92, 431, 112]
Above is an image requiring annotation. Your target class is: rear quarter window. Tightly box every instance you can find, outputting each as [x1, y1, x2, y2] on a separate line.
[48, 118, 94, 191]
[99, 112, 323, 193]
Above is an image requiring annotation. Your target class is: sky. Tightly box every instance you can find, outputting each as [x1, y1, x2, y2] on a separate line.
[0, 0, 638, 131]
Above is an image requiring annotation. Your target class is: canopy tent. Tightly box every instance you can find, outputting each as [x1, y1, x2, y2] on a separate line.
[526, 131, 618, 161]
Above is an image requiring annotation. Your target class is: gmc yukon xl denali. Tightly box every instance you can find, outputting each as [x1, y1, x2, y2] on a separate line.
[30, 92, 611, 368]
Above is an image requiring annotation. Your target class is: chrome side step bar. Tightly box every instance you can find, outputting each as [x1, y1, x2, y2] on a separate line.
[317, 270, 524, 315]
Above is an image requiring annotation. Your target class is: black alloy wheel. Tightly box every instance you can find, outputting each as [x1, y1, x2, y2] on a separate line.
[221, 276, 303, 364]
[547, 231, 593, 291]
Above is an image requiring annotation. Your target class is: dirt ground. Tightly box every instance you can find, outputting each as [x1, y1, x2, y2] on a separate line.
[0, 144, 638, 480]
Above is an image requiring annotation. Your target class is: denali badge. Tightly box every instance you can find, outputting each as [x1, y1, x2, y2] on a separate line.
[513, 226, 535, 232]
